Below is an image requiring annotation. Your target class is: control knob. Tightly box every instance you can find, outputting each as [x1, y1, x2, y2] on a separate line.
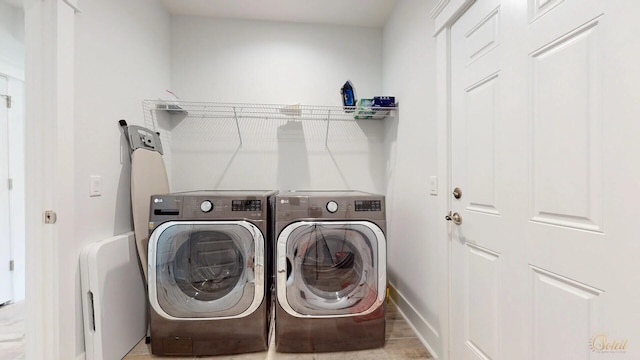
[200, 200, 213, 213]
[326, 201, 339, 213]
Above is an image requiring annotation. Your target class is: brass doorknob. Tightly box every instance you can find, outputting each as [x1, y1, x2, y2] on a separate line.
[445, 211, 462, 225]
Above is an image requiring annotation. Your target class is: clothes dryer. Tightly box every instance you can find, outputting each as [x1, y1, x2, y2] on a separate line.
[147, 190, 276, 356]
[275, 191, 387, 352]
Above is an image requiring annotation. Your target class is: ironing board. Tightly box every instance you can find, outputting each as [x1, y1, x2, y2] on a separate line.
[121, 121, 170, 281]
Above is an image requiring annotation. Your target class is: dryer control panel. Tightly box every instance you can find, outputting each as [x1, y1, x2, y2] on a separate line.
[275, 191, 385, 221]
[232, 200, 262, 212]
[354, 200, 382, 212]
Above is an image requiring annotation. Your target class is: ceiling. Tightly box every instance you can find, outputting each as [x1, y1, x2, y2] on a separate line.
[159, 0, 399, 28]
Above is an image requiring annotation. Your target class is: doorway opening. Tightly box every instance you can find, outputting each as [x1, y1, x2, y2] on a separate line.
[0, 0, 26, 359]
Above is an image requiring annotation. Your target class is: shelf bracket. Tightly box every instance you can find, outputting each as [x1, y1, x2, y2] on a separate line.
[232, 106, 243, 146]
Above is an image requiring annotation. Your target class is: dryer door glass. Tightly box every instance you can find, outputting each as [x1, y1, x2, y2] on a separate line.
[151, 222, 263, 318]
[283, 222, 382, 316]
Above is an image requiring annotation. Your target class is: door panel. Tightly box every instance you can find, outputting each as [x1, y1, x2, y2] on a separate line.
[465, 7, 500, 64]
[0, 74, 11, 304]
[450, 0, 639, 359]
[465, 73, 499, 215]
[529, 19, 603, 231]
[531, 266, 603, 360]
[465, 244, 500, 360]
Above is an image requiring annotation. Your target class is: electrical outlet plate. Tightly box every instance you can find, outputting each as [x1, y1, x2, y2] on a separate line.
[90, 176, 102, 197]
[429, 176, 438, 195]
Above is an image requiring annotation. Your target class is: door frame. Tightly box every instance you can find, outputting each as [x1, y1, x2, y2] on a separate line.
[0, 73, 11, 304]
[431, 1, 476, 359]
[23, 0, 76, 359]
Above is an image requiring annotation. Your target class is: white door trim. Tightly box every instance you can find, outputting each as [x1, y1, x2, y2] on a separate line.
[431, 2, 476, 360]
[24, 0, 75, 359]
[24, 0, 56, 356]
[0, 74, 11, 305]
[433, 0, 476, 35]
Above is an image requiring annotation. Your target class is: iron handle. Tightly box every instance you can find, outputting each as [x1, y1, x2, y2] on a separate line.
[445, 211, 462, 225]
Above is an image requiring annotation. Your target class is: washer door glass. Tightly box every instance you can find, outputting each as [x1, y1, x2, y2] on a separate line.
[150, 221, 263, 319]
[280, 222, 384, 316]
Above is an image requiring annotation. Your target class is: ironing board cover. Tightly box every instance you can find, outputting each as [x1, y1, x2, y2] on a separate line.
[131, 148, 169, 281]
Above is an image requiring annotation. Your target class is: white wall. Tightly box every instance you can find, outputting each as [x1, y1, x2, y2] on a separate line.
[0, 1, 24, 79]
[168, 16, 387, 193]
[383, 0, 444, 357]
[73, 0, 170, 357]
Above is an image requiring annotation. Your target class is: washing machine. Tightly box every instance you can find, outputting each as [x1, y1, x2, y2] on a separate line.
[147, 190, 277, 356]
[275, 190, 387, 353]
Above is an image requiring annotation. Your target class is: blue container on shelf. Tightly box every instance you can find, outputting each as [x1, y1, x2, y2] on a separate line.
[372, 96, 396, 107]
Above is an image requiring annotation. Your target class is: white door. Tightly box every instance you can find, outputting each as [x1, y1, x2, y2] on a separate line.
[449, 1, 640, 359]
[0, 74, 11, 304]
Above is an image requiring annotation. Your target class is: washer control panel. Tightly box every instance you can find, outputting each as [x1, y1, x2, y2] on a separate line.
[355, 200, 382, 212]
[232, 199, 262, 211]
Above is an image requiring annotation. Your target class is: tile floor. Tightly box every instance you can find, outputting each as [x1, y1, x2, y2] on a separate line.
[123, 301, 432, 360]
[0, 301, 25, 360]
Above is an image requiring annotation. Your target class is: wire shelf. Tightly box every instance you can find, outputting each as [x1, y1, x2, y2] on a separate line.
[142, 99, 398, 147]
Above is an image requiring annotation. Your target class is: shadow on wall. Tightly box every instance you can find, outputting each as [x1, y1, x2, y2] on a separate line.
[362, 119, 389, 195]
[323, 118, 389, 193]
[164, 116, 390, 192]
[326, 147, 351, 189]
[277, 120, 310, 190]
[383, 108, 400, 197]
[212, 143, 242, 189]
[325, 120, 385, 191]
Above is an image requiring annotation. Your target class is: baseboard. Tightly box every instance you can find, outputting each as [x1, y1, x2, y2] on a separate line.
[388, 283, 441, 359]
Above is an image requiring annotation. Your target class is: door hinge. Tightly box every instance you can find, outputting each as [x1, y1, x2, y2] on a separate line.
[8, 178, 12, 190]
[1, 95, 10, 109]
[44, 210, 57, 224]
[9, 260, 14, 271]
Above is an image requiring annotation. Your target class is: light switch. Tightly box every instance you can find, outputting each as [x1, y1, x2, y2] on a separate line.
[429, 176, 438, 196]
[90, 176, 102, 197]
